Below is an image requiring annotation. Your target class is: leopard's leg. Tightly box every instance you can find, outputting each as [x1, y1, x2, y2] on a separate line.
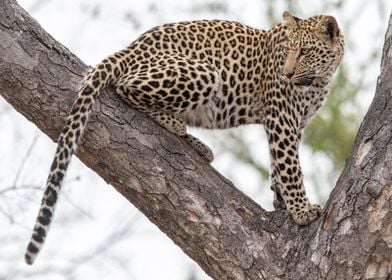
[265, 110, 321, 225]
[181, 134, 214, 162]
[133, 110, 213, 162]
[114, 52, 219, 162]
[129, 106, 214, 162]
[146, 111, 187, 136]
[144, 112, 214, 162]
[270, 173, 286, 210]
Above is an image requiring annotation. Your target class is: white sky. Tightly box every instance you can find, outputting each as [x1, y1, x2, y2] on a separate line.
[1, 0, 391, 279]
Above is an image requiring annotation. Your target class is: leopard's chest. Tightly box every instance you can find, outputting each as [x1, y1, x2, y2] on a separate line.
[298, 85, 330, 130]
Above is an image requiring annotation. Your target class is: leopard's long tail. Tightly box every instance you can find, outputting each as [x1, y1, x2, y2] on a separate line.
[24, 53, 122, 265]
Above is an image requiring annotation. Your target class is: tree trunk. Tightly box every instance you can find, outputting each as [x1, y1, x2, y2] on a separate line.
[0, 1, 391, 279]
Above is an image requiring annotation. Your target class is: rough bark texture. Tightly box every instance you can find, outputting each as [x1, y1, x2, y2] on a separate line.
[0, 1, 391, 279]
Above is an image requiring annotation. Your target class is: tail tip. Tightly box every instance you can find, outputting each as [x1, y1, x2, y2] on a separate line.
[25, 252, 34, 265]
[25, 242, 39, 265]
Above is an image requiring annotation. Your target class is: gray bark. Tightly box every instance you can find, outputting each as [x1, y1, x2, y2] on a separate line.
[0, 1, 391, 279]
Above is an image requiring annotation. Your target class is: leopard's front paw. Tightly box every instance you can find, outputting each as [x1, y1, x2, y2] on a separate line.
[291, 203, 322, 225]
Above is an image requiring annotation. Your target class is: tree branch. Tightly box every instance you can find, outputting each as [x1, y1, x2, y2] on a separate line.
[0, 1, 391, 279]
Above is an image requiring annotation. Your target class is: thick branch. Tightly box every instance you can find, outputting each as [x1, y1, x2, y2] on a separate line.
[0, 1, 391, 279]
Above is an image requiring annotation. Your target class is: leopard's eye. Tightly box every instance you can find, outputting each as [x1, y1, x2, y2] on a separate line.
[300, 48, 310, 55]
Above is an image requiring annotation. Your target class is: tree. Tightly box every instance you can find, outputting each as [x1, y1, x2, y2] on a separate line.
[1, 0, 391, 279]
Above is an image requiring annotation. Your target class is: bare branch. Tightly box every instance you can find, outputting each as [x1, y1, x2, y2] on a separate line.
[12, 132, 39, 187]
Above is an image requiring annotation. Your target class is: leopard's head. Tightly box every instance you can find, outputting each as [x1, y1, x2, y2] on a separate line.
[281, 11, 344, 87]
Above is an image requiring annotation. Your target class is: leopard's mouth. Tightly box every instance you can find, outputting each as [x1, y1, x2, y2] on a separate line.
[292, 73, 316, 87]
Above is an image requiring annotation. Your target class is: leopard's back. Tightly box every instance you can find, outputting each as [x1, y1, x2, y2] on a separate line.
[116, 20, 268, 129]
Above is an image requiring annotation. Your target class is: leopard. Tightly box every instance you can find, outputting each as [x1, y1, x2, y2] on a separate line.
[25, 11, 344, 264]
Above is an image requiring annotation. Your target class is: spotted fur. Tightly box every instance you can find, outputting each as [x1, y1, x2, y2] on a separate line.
[25, 11, 344, 264]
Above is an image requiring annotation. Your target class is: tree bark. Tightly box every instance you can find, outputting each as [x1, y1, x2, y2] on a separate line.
[0, 1, 391, 279]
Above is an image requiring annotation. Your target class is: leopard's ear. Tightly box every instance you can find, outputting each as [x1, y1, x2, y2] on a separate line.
[282, 11, 299, 29]
[316, 16, 340, 45]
